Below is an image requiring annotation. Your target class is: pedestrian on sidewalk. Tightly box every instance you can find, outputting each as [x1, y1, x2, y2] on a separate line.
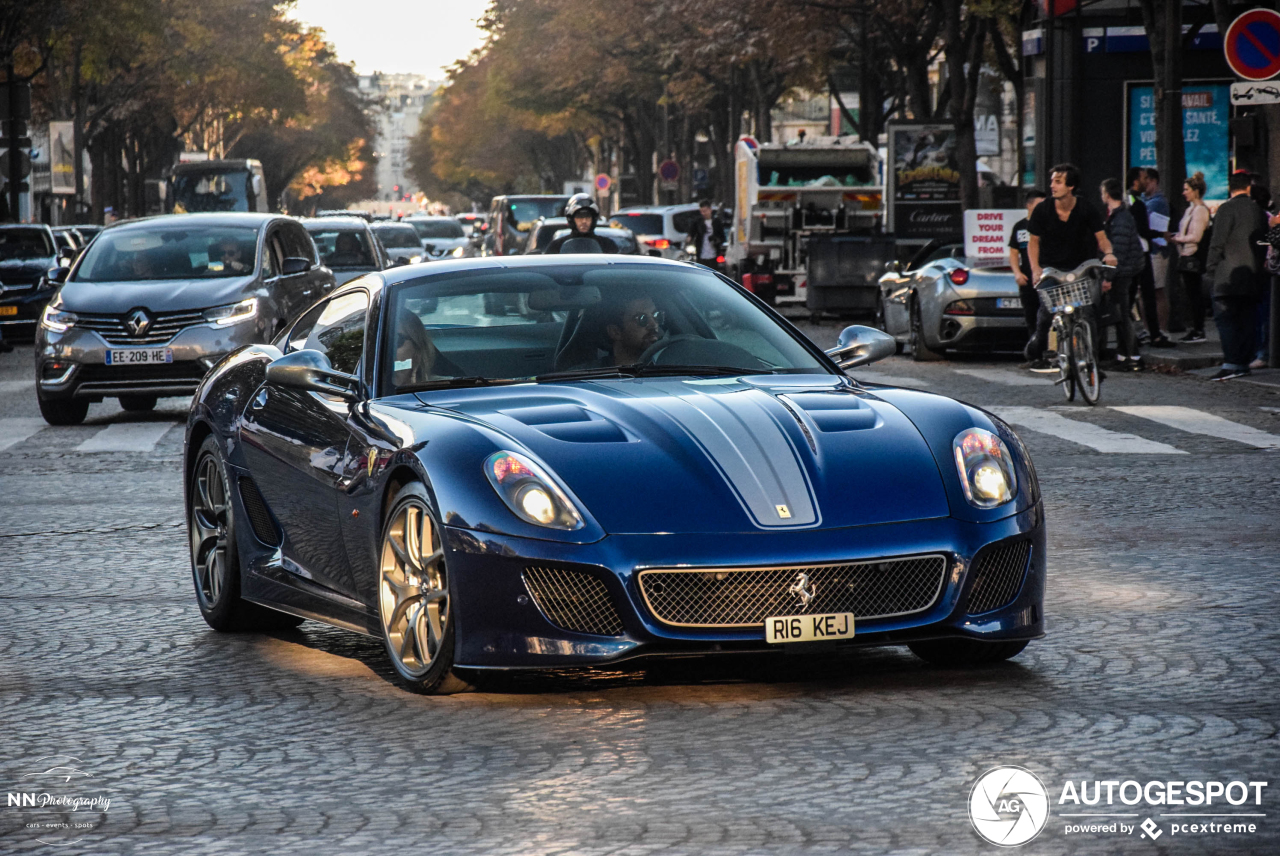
[1172, 172, 1211, 344]
[1100, 178, 1144, 370]
[1204, 171, 1267, 381]
[1025, 163, 1118, 372]
[1142, 169, 1176, 338]
[1009, 190, 1046, 346]
[1129, 168, 1173, 347]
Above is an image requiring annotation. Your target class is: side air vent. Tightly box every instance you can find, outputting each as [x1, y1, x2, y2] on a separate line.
[237, 477, 281, 546]
[966, 540, 1032, 615]
[522, 566, 625, 637]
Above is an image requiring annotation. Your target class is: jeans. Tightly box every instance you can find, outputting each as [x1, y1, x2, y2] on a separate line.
[1181, 268, 1205, 332]
[1213, 295, 1256, 369]
[1104, 277, 1136, 358]
[1018, 284, 1040, 338]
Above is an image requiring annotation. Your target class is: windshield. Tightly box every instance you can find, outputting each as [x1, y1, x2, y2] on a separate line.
[382, 263, 827, 392]
[74, 226, 260, 281]
[407, 220, 465, 239]
[0, 229, 55, 260]
[508, 198, 567, 229]
[171, 170, 252, 213]
[374, 226, 423, 248]
[610, 213, 664, 235]
[308, 228, 376, 268]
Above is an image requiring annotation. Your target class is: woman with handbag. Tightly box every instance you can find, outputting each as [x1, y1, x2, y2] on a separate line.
[1172, 172, 1211, 343]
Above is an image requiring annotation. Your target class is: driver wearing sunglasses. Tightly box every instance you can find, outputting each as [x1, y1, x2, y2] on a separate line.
[604, 296, 665, 365]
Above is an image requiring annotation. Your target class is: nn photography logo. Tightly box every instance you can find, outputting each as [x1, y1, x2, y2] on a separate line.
[5, 755, 112, 847]
[969, 766, 1051, 846]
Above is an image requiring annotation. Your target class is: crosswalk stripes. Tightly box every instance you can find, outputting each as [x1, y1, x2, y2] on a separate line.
[74, 422, 177, 453]
[1110, 405, 1280, 450]
[951, 368, 1053, 387]
[0, 418, 47, 453]
[989, 406, 1187, 455]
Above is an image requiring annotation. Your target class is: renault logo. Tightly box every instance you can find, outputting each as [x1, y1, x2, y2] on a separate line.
[126, 309, 152, 336]
[788, 572, 816, 606]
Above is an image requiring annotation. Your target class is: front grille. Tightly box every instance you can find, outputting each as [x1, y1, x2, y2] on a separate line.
[522, 566, 625, 636]
[966, 540, 1032, 614]
[77, 361, 208, 384]
[237, 477, 280, 545]
[76, 308, 207, 345]
[639, 554, 948, 628]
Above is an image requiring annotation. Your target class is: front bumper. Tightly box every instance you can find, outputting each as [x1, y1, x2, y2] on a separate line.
[444, 502, 1046, 669]
[35, 318, 268, 401]
[0, 287, 54, 340]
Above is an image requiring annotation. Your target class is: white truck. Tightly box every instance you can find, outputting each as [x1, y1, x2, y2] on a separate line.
[726, 136, 885, 308]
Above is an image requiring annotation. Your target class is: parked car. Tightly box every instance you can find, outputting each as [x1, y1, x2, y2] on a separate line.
[51, 227, 83, 257]
[455, 212, 487, 237]
[523, 219, 639, 255]
[183, 254, 1044, 694]
[0, 224, 61, 341]
[609, 203, 703, 259]
[484, 194, 569, 256]
[34, 212, 335, 425]
[300, 217, 389, 285]
[370, 222, 425, 266]
[875, 239, 1029, 361]
[402, 216, 470, 260]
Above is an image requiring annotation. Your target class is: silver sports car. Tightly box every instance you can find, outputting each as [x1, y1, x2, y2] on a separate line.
[876, 241, 1030, 361]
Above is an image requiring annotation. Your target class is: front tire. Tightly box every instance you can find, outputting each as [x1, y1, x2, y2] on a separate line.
[377, 482, 472, 694]
[38, 393, 88, 426]
[188, 435, 303, 631]
[908, 638, 1029, 666]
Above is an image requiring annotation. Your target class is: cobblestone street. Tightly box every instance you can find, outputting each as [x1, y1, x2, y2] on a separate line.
[2, 339, 1279, 855]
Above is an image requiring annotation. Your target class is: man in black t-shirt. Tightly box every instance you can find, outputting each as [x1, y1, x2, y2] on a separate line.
[1009, 190, 1046, 340]
[1024, 163, 1118, 368]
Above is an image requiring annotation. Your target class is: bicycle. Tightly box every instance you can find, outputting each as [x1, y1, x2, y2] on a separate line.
[1035, 260, 1113, 405]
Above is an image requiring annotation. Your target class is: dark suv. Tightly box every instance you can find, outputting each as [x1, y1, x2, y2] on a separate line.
[0, 225, 62, 341]
[484, 195, 569, 256]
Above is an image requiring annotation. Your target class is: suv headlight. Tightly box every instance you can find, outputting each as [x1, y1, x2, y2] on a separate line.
[953, 427, 1017, 508]
[203, 297, 258, 326]
[485, 451, 584, 530]
[41, 302, 77, 333]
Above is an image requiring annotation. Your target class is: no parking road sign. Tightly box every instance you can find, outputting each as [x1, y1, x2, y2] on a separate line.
[1225, 8, 1280, 82]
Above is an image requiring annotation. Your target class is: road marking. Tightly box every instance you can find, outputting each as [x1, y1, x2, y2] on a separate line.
[0, 380, 35, 393]
[991, 406, 1187, 454]
[0, 418, 47, 452]
[853, 372, 932, 387]
[952, 368, 1052, 387]
[75, 422, 176, 453]
[1111, 405, 1280, 450]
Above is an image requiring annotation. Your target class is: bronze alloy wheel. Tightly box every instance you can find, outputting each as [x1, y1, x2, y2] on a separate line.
[377, 485, 470, 693]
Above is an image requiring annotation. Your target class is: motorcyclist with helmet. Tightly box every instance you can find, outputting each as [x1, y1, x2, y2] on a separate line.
[543, 193, 619, 254]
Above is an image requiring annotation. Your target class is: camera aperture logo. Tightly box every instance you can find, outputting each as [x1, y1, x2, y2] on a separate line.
[6, 755, 111, 846]
[969, 766, 1051, 846]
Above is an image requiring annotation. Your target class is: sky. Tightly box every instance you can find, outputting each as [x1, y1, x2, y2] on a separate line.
[287, 0, 491, 80]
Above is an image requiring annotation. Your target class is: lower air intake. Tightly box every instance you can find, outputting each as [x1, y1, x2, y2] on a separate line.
[966, 540, 1032, 614]
[237, 477, 280, 546]
[522, 566, 625, 637]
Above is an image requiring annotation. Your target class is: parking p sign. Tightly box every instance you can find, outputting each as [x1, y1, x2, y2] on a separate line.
[1225, 9, 1280, 82]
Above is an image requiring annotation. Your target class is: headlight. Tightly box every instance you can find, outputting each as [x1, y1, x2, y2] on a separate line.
[203, 297, 258, 326]
[485, 451, 584, 530]
[952, 427, 1017, 508]
[408, 254, 423, 264]
[41, 302, 77, 333]
[451, 246, 466, 258]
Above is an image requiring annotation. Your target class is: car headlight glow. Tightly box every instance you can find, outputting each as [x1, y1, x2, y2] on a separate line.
[953, 427, 1017, 508]
[40, 302, 77, 333]
[485, 451, 584, 530]
[203, 297, 258, 326]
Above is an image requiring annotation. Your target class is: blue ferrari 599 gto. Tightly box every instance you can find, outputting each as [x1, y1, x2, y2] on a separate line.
[185, 254, 1044, 693]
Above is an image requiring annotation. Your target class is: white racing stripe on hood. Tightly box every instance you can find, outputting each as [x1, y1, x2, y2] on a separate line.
[605, 380, 817, 528]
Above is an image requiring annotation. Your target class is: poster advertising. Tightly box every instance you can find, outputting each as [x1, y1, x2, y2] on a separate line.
[49, 121, 76, 195]
[1127, 83, 1230, 200]
[887, 123, 962, 240]
[963, 209, 1024, 268]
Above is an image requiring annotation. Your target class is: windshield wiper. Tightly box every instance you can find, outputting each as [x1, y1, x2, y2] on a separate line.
[401, 375, 523, 392]
[536, 364, 770, 383]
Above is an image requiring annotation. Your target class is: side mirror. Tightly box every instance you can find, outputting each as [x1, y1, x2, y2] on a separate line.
[281, 257, 312, 275]
[265, 349, 360, 402]
[46, 266, 71, 286]
[58, 247, 77, 266]
[884, 260, 902, 274]
[825, 325, 898, 370]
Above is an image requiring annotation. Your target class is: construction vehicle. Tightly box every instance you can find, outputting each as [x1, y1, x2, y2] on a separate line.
[726, 136, 887, 311]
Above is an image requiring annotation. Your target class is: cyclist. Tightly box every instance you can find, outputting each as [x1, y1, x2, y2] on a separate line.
[544, 193, 619, 254]
[1025, 163, 1119, 371]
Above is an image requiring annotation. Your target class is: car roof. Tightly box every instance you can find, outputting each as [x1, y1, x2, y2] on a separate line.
[378, 252, 695, 287]
[614, 203, 701, 214]
[401, 215, 455, 221]
[100, 212, 280, 233]
[0, 223, 53, 232]
[370, 221, 418, 230]
[299, 217, 370, 230]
